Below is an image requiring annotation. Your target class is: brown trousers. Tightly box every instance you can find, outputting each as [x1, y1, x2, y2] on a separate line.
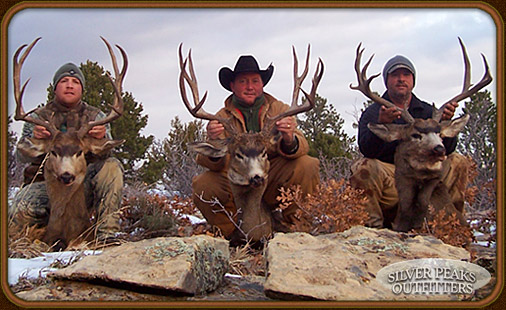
[192, 155, 320, 237]
[350, 153, 469, 228]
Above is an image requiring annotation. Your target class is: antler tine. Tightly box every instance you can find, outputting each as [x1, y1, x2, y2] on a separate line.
[78, 37, 128, 138]
[178, 43, 215, 120]
[299, 57, 324, 111]
[290, 44, 310, 108]
[99, 36, 128, 116]
[437, 37, 493, 119]
[178, 44, 235, 136]
[13, 37, 59, 135]
[268, 44, 323, 125]
[349, 43, 415, 124]
[458, 37, 472, 94]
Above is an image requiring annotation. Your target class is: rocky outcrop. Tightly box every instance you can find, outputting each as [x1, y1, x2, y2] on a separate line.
[49, 235, 229, 295]
[264, 226, 471, 301]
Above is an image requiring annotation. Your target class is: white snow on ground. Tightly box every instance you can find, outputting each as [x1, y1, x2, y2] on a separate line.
[181, 214, 206, 225]
[8, 250, 101, 286]
[7, 249, 242, 287]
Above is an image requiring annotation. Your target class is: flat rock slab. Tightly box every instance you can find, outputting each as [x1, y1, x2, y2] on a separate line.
[264, 226, 471, 301]
[14, 275, 270, 302]
[49, 235, 229, 295]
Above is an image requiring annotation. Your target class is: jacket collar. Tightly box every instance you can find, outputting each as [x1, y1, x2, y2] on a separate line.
[224, 92, 276, 130]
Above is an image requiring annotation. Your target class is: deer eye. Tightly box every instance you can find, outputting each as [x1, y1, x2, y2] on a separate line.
[235, 152, 244, 160]
[50, 150, 58, 157]
[411, 133, 422, 140]
[76, 150, 83, 157]
[261, 151, 267, 158]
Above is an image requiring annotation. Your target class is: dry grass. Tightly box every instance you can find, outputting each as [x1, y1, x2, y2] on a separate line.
[8, 223, 49, 259]
[229, 244, 265, 276]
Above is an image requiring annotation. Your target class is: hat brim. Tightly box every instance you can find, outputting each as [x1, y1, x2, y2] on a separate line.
[387, 64, 415, 75]
[219, 65, 274, 91]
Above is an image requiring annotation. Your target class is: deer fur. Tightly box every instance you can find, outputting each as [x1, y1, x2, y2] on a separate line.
[351, 38, 492, 233]
[189, 131, 276, 243]
[18, 129, 123, 250]
[179, 43, 324, 244]
[368, 113, 470, 232]
[13, 37, 127, 250]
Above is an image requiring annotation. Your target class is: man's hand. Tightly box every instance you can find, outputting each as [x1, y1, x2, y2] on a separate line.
[441, 101, 458, 121]
[88, 125, 106, 139]
[276, 116, 296, 144]
[33, 125, 51, 139]
[378, 106, 402, 124]
[207, 120, 224, 140]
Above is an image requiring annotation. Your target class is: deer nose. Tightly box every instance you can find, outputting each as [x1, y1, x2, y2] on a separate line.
[250, 175, 265, 188]
[433, 145, 446, 156]
[59, 172, 75, 185]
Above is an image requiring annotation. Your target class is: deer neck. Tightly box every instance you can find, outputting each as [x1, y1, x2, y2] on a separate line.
[229, 182, 273, 241]
[44, 170, 87, 218]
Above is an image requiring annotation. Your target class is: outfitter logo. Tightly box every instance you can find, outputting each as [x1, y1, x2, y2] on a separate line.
[377, 258, 491, 295]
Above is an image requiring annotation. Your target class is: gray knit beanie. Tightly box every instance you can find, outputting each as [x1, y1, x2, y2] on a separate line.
[382, 55, 416, 86]
[53, 63, 85, 90]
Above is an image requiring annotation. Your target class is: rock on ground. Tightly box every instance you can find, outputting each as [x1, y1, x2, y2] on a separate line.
[264, 226, 471, 301]
[13, 274, 271, 302]
[48, 235, 229, 296]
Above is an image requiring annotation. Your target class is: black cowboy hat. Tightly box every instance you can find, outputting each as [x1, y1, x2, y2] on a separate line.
[219, 55, 274, 91]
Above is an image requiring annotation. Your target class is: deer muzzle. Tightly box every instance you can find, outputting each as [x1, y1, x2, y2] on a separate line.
[433, 145, 446, 157]
[250, 175, 266, 188]
[58, 172, 76, 185]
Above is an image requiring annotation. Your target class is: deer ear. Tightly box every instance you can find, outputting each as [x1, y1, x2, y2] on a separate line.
[86, 139, 125, 156]
[188, 141, 228, 158]
[17, 137, 51, 158]
[368, 123, 406, 142]
[440, 114, 470, 138]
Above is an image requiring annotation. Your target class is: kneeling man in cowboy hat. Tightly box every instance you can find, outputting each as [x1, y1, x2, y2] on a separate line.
[192, 54, 320, 241]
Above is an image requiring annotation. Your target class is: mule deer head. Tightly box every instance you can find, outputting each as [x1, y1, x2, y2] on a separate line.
[351, 38, 492, 172]
[350, 38, 492, 232]
[179, 44, 323, 242]
[13, 37, 128, 249]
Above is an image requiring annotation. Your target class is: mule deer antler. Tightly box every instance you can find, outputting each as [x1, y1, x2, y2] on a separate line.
[178, 43, 235, 133]
[268, 45, 324, 125]
[13, 37, 60, 137]
[433, 37, 493, 121]
[77, 37, 128, 138]
[350, 43, 415, 124]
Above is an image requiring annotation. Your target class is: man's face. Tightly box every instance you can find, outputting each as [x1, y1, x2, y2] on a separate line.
[386, 68, 414, 99]
[230, 72, 264, 105]
[54, 76, 82, 107]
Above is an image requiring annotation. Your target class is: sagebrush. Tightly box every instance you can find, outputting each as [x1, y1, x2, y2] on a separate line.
[277, 179, 369, 235]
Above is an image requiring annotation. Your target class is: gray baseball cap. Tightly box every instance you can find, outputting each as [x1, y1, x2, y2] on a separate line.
[382, 55, 416, 86]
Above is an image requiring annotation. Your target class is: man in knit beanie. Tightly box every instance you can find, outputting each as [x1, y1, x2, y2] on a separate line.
[10, 62, 124, 246]
[350, 53, 467, 230]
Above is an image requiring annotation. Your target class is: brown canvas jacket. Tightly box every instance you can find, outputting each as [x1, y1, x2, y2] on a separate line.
[196, 93, 309, 171]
